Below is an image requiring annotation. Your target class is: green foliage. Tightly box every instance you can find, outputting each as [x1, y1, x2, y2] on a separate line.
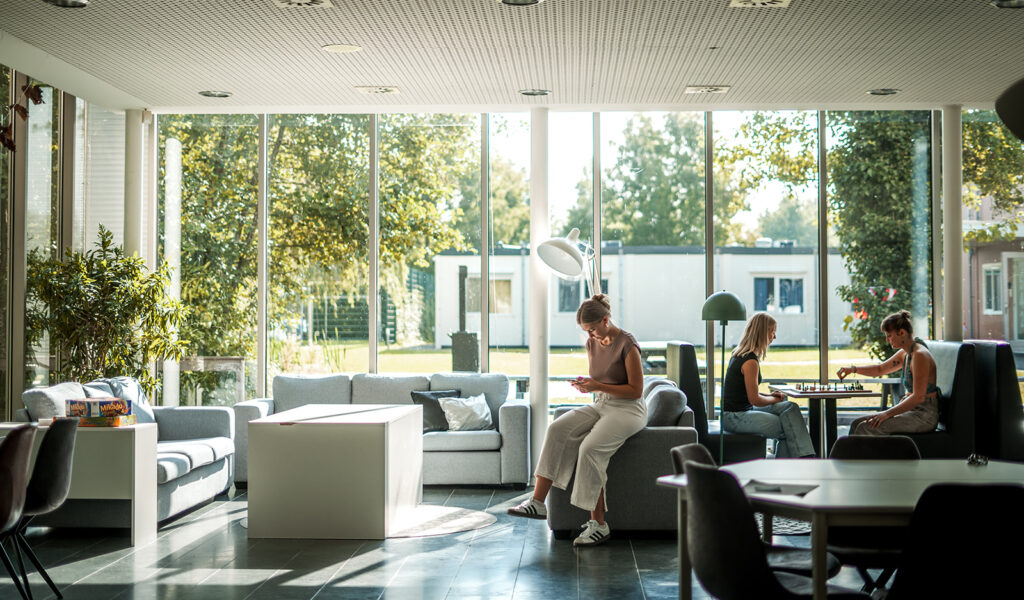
[961, 111, 1024, 243]
[758, 195, 818, 246]
[454, 155, 530, 248]
[565, 113, 748, 246]
[26, 226, 189, 394]
[159, 113, 478, 372]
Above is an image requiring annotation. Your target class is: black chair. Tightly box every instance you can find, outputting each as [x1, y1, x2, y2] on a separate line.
[0, 424, 39, 600]
[14, 417, 79, 599]
[886, 483, 1024, 599]
[968, 339, 1024, 461]
[671, 443, 840, 581]
[900, 340, 975, 458]
[826, 435, 920, 592]
[668, 342, 767, 464]
[683, 461, 866, 599]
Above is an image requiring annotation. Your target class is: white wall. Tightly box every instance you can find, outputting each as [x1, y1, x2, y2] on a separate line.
[435, 250, 854, 347]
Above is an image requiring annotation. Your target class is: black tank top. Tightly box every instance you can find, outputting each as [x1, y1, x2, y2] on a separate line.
[723, 352, 760, 412]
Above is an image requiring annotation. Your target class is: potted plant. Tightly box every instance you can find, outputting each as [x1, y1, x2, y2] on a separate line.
[26, 225, 189, 395]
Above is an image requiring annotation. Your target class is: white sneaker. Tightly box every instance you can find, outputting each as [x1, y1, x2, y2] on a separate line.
[507, 497, 547, 520]
[573, 519, 611, 546]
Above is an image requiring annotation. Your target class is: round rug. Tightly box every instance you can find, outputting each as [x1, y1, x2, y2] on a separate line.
[237, 506, 495, 538]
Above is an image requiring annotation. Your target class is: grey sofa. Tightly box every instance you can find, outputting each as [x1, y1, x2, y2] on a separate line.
[232, 372, 530, 486]
[16, 376, 235, 526]
[546, 379, 698, 536]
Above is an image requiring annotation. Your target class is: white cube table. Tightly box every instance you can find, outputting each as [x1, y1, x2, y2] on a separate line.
[247, 404, 423, 539]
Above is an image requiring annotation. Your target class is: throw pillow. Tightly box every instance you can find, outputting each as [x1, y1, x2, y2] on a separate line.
[439, 394, 494, 431]
[646, 386, 686, 426]
[410, 389, 461, 433]
[22, 382, 86, 420]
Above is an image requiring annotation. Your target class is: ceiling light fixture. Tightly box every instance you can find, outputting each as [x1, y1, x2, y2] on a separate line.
[322, 44, 362, 54]
[990, 0, 1024, 7]
[867, 88, 900, 96]
[684, 85, 731, 94]
[198, 90, 232, 98]
[355, 86, 399, 94]
[41, 0, 88, 7]
[519, 89, 551, 96]
[500, 0, 544, 6]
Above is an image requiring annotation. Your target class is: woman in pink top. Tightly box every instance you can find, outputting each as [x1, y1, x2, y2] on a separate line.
[507, 294, 646, 547]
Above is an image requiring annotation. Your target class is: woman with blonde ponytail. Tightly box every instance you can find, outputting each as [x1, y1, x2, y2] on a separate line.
[721, 312, 816, 458]
[507, 294, 645, 547]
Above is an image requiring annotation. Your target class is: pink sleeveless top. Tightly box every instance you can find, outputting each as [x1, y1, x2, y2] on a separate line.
[586, 329, 640, 385]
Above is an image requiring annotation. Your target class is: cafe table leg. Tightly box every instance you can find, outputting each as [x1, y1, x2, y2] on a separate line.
[677, 490, 692, 600]
[811, 512, 828, 600]
[808, 397, 825, 457]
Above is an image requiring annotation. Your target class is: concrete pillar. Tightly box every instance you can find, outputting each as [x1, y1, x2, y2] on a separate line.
[529, 108, 549, 474]
[942, 106, 963, 341]
[124, 109, 144, 255]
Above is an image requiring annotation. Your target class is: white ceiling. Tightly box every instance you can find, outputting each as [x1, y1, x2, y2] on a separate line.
[1, 0, 1022, 113]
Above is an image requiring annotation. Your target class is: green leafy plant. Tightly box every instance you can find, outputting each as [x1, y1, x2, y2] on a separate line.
[26, 225, 189, 395]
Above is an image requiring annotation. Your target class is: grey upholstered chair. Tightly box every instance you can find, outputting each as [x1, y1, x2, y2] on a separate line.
[0, 424, 38, 600]
[683, 461, 867, 599]
[671, 443, 840, 581]
[826, 434, 920, 592]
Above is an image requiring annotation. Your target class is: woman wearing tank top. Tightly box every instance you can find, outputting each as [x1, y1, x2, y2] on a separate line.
[840, 310, 940, 435]
[721, 312, 816, 458]
[507, 294, 645, 547]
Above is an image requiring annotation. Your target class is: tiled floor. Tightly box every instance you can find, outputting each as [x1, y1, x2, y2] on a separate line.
[1, 486, 864, 600]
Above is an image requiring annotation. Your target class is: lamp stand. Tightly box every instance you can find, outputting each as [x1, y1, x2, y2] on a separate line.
[719, 320, 727, 465]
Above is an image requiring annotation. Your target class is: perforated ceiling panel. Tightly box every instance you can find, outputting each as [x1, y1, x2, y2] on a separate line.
[0, 0, 1021, 112]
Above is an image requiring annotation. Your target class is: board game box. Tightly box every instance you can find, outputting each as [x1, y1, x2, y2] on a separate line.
[66, 397, 133, 418]
[78, 414, 138, 428]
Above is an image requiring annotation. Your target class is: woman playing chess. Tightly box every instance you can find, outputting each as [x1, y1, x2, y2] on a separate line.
[722, 312, 816, 458]
[839, 310, 940, 436]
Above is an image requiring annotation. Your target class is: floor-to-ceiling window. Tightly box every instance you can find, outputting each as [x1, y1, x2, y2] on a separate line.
[72, 99, 125, 251]
[827, 111, 934, 406]
[548, 112, 594, 406]
[960, 108, 1024, 396]
[713, 111, 820, 405]
[159, 114, 259, 406]
[23, 80, 61, 389]
[267, 113, 371, 376]
[486, 113, 531, 382]
[0, 65, 10, 416]
[378, 114, 480, 374]
[599, 111, 708, 384]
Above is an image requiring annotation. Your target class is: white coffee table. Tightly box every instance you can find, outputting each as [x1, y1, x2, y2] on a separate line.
[247, 404, 422, 539]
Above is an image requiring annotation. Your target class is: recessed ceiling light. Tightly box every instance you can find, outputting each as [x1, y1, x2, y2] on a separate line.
[684, 85, 731, 94]
[198, 90, 232, 98]
[322, 44, 362, 54]
[500, 0, 544, 5]
[519, 89, 551, 96]
[867, 88, 900, 96]
[42, 0, 88, 6]
[990, 0, 1024, 6]
[355, 86, 399, 94]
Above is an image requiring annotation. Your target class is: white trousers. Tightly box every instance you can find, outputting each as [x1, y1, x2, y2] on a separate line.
[535, 393, 647, 511]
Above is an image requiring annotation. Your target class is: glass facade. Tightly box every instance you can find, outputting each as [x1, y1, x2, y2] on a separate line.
[159, 114, 259, 406]
[0, 66, 8, 417]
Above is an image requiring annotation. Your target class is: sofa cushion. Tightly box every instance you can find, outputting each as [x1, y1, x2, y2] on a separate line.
[440, 394, 494, 431]
[646, 386, 686, 426]
[22, 382, 86, 420]
[422, 430, 502, 452]
[85, 377, 156, 423]
[411, 389, 460, 432]
[156, 436, 234, 484]
[352, 374, 429, 405]
[642, 376, 673, 400]
[273, 374, 351, 413]
[430, 373, 509, 428]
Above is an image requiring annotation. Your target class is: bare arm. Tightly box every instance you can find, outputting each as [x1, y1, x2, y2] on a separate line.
[885, 351, 932, 415]
[574, 346, 645, 399]
[743, 358, 785, 407]
[837, 349, 905, 379]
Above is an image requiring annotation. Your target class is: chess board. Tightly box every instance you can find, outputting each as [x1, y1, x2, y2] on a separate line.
[769, 384, 880, 398]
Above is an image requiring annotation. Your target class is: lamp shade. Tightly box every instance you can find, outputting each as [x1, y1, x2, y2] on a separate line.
[701, 290, 746, 323]
[537, 228, 586, 279]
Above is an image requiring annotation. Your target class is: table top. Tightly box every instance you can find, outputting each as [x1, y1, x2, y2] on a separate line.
[770, 384, 880, 399]
[0, 421, 156, 433]
[657, 458, 1024, 513]
[252, 403, 421, 425]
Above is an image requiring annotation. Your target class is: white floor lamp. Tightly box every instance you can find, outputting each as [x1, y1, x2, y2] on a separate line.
[536, 228, 599, 297]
